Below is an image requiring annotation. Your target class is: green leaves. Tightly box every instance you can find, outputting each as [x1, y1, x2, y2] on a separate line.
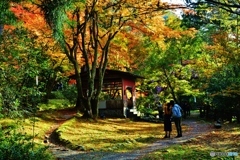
[0, 126, 53, 160]
[0, 0, 17, 25]
[39, 0, 85, 47]
[0, 28, 51, 117]
[187, 0, 240, 15]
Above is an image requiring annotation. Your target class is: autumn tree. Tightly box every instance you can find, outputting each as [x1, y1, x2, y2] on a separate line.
[30, 0, 186, 118]
[181, 3, 240, 122]
[8, 3, 73, 102]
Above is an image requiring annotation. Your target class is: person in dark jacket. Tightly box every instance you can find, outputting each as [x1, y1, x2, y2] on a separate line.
[163, 103, 172, 138]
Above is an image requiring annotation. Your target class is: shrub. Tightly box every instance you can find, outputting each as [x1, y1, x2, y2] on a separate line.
[0, 125, 54, 160]
[49, 83, 77, 105]
[61, 84, 77, 104]
[50, 91, 65, 99]
[136, 96, 156, 116]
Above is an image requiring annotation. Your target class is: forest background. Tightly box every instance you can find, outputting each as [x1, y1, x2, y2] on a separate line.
[0, 0, 240, 158]
[1, 0, 239, 120]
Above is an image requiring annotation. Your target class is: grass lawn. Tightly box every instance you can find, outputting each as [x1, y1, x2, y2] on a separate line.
[1, 105, 240, 160]
[0, 108, 188, 152]
[0, 98, 69, 145]
[0, 117, 56, 144]
[57, 117, 188, 152]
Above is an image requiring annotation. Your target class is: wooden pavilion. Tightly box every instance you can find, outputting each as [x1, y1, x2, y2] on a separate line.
[70, 69, 144, 118]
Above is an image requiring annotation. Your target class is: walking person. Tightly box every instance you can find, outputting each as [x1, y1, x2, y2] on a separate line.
[170, 100, 183, 138]
[163, 103, 172, 138]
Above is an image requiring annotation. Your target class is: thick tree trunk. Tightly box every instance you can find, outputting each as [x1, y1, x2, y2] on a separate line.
[75, 95, 85, 112]
[73, 69, 98, 119]
[73, 65, 86, 113]
[80, 98, 93, 118]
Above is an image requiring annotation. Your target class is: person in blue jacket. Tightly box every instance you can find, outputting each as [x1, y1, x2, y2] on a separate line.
[170, 100, 183, 138]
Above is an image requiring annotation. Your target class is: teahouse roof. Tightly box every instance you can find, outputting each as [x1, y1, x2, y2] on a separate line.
[69, 69, 144, 80]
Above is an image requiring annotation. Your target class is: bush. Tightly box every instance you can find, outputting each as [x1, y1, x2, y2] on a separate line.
[136, 96, 156, 116]
[61, 84, 77, 104]
[38, 99, 72, 111]
[50, 91, 65, 99]
[0, 125, 54, 160]
[50, 83, 77, 105]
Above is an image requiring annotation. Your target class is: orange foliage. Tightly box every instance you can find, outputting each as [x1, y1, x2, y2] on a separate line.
[10, 4, 49, 33]
[7, 3, 67, 69]
[5, 1, 190, 73]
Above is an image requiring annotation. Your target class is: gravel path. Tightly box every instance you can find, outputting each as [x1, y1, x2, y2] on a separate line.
[48, 114, 214, 160]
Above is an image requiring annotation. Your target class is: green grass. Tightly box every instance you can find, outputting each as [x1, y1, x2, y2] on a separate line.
[0, 99, 72, 144]
[0, 117, 55, 144]
[0, 118, 55, 160]
[1, 106, 240, 160]
[141, 144, 213, 160]
[57, 117, 188, 152]
[0, 99, 73, 145]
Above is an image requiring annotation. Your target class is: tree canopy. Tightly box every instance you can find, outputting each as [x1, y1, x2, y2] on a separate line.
[186, 0, 240, 15]
[0, 0, 240, 121]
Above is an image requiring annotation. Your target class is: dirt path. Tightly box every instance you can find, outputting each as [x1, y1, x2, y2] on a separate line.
[47, 113, 214, 160]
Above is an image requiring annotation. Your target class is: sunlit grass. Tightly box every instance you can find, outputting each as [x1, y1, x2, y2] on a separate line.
[20, 117, 56, 144]
[0, 117, 55, 160]
[1, 99, 73, 145]
[2, 106, 239, 159]
[57, 118, 188, 152]
[0, 117, 55, 144]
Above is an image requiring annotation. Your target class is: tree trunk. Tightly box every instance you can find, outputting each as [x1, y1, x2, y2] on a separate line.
[80, 97, 93, 118]
[75, 95, 84, 112]
[73, 65, 86, 113]
[91, 98, 99, 118]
